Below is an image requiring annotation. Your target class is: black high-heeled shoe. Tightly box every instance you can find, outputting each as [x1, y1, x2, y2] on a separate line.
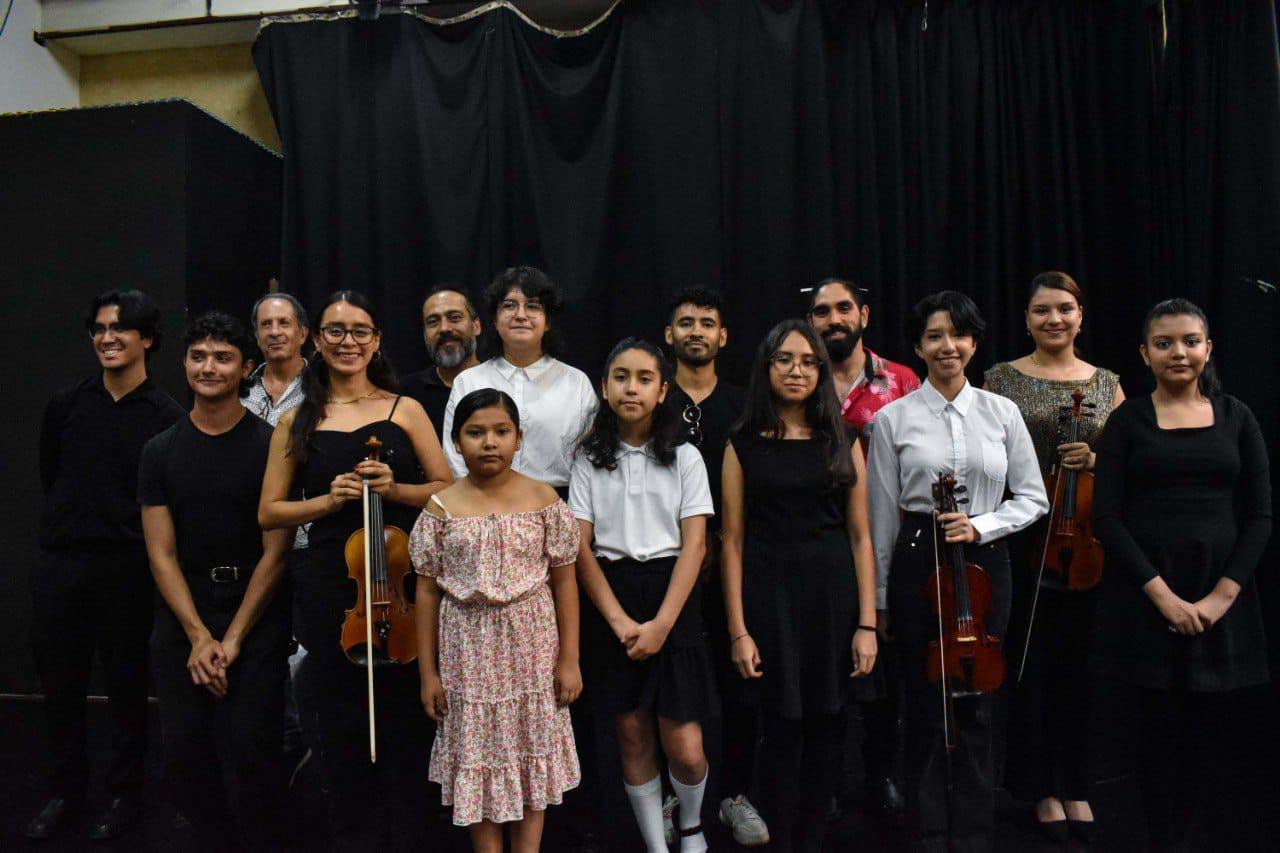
[1067, 817, 1095, 844]
[1036, 817, 1070, 844]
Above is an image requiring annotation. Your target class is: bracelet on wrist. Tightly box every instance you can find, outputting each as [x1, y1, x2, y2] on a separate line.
[856, 624, 877, 633]
[730, 632, 749, 645]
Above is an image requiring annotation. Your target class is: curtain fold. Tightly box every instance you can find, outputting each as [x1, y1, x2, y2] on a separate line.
[253, 0, 1275, 412]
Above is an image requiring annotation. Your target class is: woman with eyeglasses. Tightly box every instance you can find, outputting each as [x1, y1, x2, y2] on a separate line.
[720, 319, 878, 853]
[259, 290, 452, 848]
[442, 267, 598, 499]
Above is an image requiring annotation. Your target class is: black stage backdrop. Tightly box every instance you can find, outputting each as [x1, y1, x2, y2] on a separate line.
[254, 0, 1280, 790]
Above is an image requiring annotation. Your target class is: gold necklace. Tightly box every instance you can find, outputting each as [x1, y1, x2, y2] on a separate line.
[330, 390, 379, 405]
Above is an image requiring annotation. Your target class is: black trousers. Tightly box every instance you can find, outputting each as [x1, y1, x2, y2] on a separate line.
[29, 546, 153, 801]
[887, 515, 1011, 853]
[757, 712, 842, 853]
[152, 586, 289, 852]
[1004, 559, 1096, 803]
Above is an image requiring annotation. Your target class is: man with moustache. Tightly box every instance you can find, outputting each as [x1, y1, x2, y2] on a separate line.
[663, 287, 765, 847]
[402, 284, 482, 439]
[140, 312, 291, 852]
[807, 277, 918, 827]
[28, 290, 184, 841]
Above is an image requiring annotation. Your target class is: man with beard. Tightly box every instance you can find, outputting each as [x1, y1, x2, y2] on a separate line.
[402, 284, 482, 438]
[663, 288, 766, 847]
[29, 290, 184, 841]
[807, 277, 918, 828]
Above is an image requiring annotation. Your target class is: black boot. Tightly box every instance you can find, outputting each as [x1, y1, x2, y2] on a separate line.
[87, 795, 140, 841]
[867, 776, 905, 828]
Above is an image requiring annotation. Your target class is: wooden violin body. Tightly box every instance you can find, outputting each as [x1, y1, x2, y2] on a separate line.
[925, 562, 1006, 696]
[342, 523, 417, 666]
[1037, 465, 1103, 591]
[925, 474, 1005, 711]
[341, 436, 418, 669]
[1033, 387, 1103, 591]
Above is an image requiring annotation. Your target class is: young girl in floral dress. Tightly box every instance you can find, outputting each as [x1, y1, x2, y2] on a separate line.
[410, 388, 582, 852]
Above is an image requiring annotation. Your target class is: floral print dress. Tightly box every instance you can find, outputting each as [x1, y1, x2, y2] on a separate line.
[409, 498, 581, 825]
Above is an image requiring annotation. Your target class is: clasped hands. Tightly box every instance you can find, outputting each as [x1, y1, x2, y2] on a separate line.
[610, 614, 670, 662]
[187, 630, 240, 699]
[329, 459, 395, 509]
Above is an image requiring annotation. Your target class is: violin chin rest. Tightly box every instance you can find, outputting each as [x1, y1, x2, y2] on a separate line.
[343, 644, 398, 668]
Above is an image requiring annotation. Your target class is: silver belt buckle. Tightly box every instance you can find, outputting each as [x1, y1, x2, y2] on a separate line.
[209, 566, 240, 583]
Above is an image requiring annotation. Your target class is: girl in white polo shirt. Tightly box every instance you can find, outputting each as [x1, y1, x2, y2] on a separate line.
[571, 338, 716, 853]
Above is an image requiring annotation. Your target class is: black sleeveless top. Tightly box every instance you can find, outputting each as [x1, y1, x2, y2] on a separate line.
[294, 399, 425, 558]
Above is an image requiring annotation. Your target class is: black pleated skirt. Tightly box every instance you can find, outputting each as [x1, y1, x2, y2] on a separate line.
[582, 556, 718, 722]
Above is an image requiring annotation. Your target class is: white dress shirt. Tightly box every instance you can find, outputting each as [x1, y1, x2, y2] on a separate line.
[866, 379, 1049, 608]
[442, 356, 598, 487]
[569, 442, 713, 563]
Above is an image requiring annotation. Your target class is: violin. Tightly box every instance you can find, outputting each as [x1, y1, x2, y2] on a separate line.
[925, 474, 1005, 751]
[1035, 387, 1103, 591]
[1016, 388, 1103, 681]
[342, 435, 417, 762]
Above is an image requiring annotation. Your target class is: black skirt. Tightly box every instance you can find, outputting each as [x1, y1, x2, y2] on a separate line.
[582, 556, 718, 722]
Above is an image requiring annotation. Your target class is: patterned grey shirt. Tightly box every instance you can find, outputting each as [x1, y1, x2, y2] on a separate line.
[242, 363, 310, 549]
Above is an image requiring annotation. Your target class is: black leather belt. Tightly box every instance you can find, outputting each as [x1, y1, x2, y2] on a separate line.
[209, 565, 242, 584]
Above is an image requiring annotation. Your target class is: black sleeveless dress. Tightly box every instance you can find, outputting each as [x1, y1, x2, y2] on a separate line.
[289, 404, 433, 848]
[732, 434, 858, 719]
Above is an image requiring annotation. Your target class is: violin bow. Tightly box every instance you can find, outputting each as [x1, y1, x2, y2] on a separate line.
[930, 478, 953, 755]
[362, 474, 378, 764]
[1016, 474, 1058, 684]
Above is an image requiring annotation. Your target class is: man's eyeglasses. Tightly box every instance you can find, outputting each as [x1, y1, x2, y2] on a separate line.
[682, 403, 703, 447]
[89, 323, 132, 337]
[319, 325, 378, 345]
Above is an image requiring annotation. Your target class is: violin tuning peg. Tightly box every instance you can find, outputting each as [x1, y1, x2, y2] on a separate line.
[954, 485, 968, 493]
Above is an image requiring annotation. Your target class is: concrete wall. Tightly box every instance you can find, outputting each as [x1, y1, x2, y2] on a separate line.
[0, 0, 80, 114]
[80, 43, 280, 150]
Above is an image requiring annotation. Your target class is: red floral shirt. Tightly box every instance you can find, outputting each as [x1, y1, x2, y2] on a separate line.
[841, 348, 921, 454]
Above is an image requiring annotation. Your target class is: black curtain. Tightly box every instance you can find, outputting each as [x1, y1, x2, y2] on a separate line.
[255, 0, 1279, 832]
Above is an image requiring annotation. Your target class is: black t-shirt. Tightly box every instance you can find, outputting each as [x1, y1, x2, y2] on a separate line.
[40, 375, 185, 549]
[667, 379, 746, 522]
[138, 412, 274, 575]
[401, 367, 451, 441]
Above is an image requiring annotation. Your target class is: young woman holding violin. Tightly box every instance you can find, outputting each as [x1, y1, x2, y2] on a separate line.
[983, 272, 1124, 843]
[258, 290, 452, 849]
[1092, 299, 1271, 852]
[866, 292, 1048, 853]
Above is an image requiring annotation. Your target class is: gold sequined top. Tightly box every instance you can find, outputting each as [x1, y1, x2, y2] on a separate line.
[983, 362, 1121, 470]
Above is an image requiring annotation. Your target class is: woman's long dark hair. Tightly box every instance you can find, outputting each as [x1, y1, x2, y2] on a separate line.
[287, 291, 401, 465]
[1141, 297, 1222, 398]
[734, 319, 854, 487]
[577, 338, 680, 471]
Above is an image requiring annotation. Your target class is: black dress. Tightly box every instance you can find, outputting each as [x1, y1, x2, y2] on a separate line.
[732, 434, 857, 719]
[290, 410, 432, 850]
[1092, 394, 1271, 691]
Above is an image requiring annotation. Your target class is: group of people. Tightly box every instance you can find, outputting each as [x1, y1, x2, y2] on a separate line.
[27, 266, 1270, 853]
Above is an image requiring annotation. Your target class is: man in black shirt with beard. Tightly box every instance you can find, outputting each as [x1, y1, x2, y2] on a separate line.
[663, 288, 766, 847]
[401, 284, 482, 439]
[139, 312, 292, 852]
[28, 290, 184, 842]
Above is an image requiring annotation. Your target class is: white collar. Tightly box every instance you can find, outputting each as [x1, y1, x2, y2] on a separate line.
[920, 378, 974, 418]
[493, 355, 553, 381]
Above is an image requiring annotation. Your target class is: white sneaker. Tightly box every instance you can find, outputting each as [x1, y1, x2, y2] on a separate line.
[663, 794, 678, 846]
[718, 794, 770, 846]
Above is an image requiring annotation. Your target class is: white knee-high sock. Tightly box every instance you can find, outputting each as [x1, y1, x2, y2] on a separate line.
[669, 768, 709, 853]
[624, 776, 668, 853]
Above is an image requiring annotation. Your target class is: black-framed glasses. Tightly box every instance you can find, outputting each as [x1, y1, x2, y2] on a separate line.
[89, 323, 132, 337]
[319, 324, 378, 345]
[682, 403, 703, 447]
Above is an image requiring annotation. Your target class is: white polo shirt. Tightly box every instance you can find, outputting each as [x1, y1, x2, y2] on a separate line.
[569, 441, 713, 563]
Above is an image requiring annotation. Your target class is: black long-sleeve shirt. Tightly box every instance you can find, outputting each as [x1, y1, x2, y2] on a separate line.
[39, 375, 185, 550]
